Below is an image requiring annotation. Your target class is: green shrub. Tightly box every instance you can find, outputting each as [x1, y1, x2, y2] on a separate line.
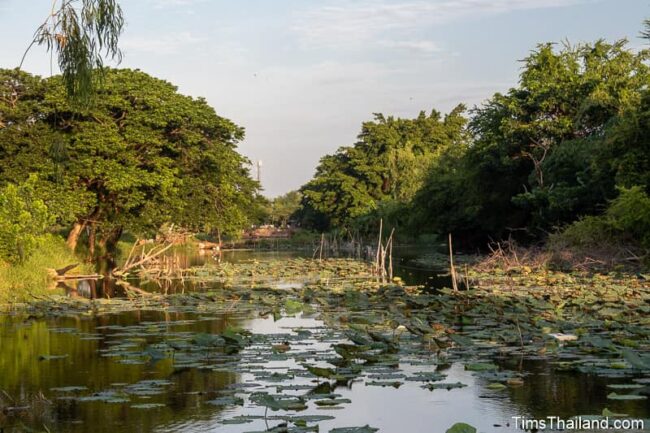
[554, 215, 614, 248]
[0, 176, 53, 263]
[552, 186, 650, 250]
[604, 186, 650, 248]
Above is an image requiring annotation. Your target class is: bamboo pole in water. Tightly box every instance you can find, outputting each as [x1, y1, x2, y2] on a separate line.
[387, 228, 395, 281]
[375, 219, 383, 276]
[448, 233, 458, 291]
[319, 233, 324, 262]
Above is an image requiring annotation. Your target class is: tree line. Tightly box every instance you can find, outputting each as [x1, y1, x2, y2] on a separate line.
[297, 35, 650, 255]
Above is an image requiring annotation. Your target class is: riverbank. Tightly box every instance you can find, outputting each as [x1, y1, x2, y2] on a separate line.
[0, 234, 93, 305]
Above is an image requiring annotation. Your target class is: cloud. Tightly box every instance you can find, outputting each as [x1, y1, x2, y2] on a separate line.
[121, 32, 206, 55]
[293, 0, 592, 48]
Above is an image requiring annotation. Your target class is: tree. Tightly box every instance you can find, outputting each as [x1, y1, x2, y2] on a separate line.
[406, 38, 650, 244]
[267, 191, 302, 227]
[300, 106, 467, 231]
[0, 68, 260, 258]
[21, 0, 124, 105]
[452, 40, 649, 239]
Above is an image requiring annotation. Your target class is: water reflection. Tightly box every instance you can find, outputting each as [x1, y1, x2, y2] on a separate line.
[2, 310, 649, 432]
[3, 250, 649, 433]
[63, 246, 455, 301]
[0, 311, 242, 433]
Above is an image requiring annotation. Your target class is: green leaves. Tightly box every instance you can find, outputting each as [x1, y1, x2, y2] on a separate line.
[0, 68, 260, 257]
[464, 363, 498, 372]
[250, 393, 308, 412]
[445, 423, 477, 433]
[26, 0, 125, 105]
[329, 427, 378, 433]
[0, 175, 54, 263]
[300, 106, 468, 231]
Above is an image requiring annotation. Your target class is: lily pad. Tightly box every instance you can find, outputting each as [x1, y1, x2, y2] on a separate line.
[446, 423, 477, 433]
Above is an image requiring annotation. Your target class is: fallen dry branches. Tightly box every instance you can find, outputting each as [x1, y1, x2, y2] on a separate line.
[112, 241, 174, 277]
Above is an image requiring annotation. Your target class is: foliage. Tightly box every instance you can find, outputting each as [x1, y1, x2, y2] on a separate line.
[642, 18, 650, 41]
[300, 105, 468, 231]
[605, 187, 650, 246]
[446, 423, 476, 433]
[0, 68, 260, 256]
[553, 187, 650, 251]
[408, 137, 476, 236]
[22, 0, 124, 105]
[463, 39, 649, 238]
[0, 176, 53, 263]
[266, 191, 302, 227]
[299, 36, 650, 252]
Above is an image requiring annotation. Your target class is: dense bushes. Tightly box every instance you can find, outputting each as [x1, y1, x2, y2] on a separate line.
[0, 234, 91, 302]
[557, 187, 650, 249]
[0, 176, 53, 264]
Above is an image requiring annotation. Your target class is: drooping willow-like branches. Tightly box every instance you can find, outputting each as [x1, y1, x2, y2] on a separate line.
[20, 0, 124, 105]
[642, 19, 650, 42]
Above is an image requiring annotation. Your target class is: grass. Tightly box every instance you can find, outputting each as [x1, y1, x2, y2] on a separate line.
[0, 234, 93, 305]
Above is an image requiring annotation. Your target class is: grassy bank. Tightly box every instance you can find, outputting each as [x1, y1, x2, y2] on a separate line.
[0, 234, 92, 304]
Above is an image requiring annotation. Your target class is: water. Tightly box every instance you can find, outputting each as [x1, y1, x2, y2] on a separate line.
[1, 249, 648, 433]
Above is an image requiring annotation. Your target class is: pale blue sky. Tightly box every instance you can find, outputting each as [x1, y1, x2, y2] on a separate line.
[0, 0, 647, 196]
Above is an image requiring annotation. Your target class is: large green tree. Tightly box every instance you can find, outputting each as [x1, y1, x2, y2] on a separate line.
[412, 39, 650, 242]
[300, 106, 467, 231]
[0, 68, 259, 257]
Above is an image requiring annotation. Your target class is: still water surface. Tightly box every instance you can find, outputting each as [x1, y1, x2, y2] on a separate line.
[0, 249, 648, 433]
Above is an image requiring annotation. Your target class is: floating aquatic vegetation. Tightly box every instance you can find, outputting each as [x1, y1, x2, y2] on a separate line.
[250, 393, 308, 412]
[445, 423, 476, 433]
[130, 403, 165, 409]
[206, 396, 244, 406]
[4, 257, 650, 432]
[421, 382, 467, 391]
[329, 426, 379, 433]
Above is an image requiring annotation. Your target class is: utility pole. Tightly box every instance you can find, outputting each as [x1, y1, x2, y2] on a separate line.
[257, 160, 262, 183]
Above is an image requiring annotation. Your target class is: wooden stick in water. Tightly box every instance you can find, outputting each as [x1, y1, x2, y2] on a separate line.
[448, 233, 458, 291]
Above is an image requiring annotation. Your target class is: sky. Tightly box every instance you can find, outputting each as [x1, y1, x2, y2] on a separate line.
[0, 0, 647, 197]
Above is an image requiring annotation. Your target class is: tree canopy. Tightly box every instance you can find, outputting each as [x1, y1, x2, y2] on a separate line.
[300, 106, 468, 232]
[299, 37, 650, 249]
[266, 191, 302, 227]
[0, 68, 260, 258]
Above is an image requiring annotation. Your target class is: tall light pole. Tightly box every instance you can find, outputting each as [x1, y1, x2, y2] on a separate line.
[257, 160, 263, 184]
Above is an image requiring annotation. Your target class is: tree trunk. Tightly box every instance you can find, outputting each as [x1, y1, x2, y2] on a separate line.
[66, 221, 86, 251]
[99, 227, 123, 258]
[98, 226, 123, 275]
[88, 223, 96, 259]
